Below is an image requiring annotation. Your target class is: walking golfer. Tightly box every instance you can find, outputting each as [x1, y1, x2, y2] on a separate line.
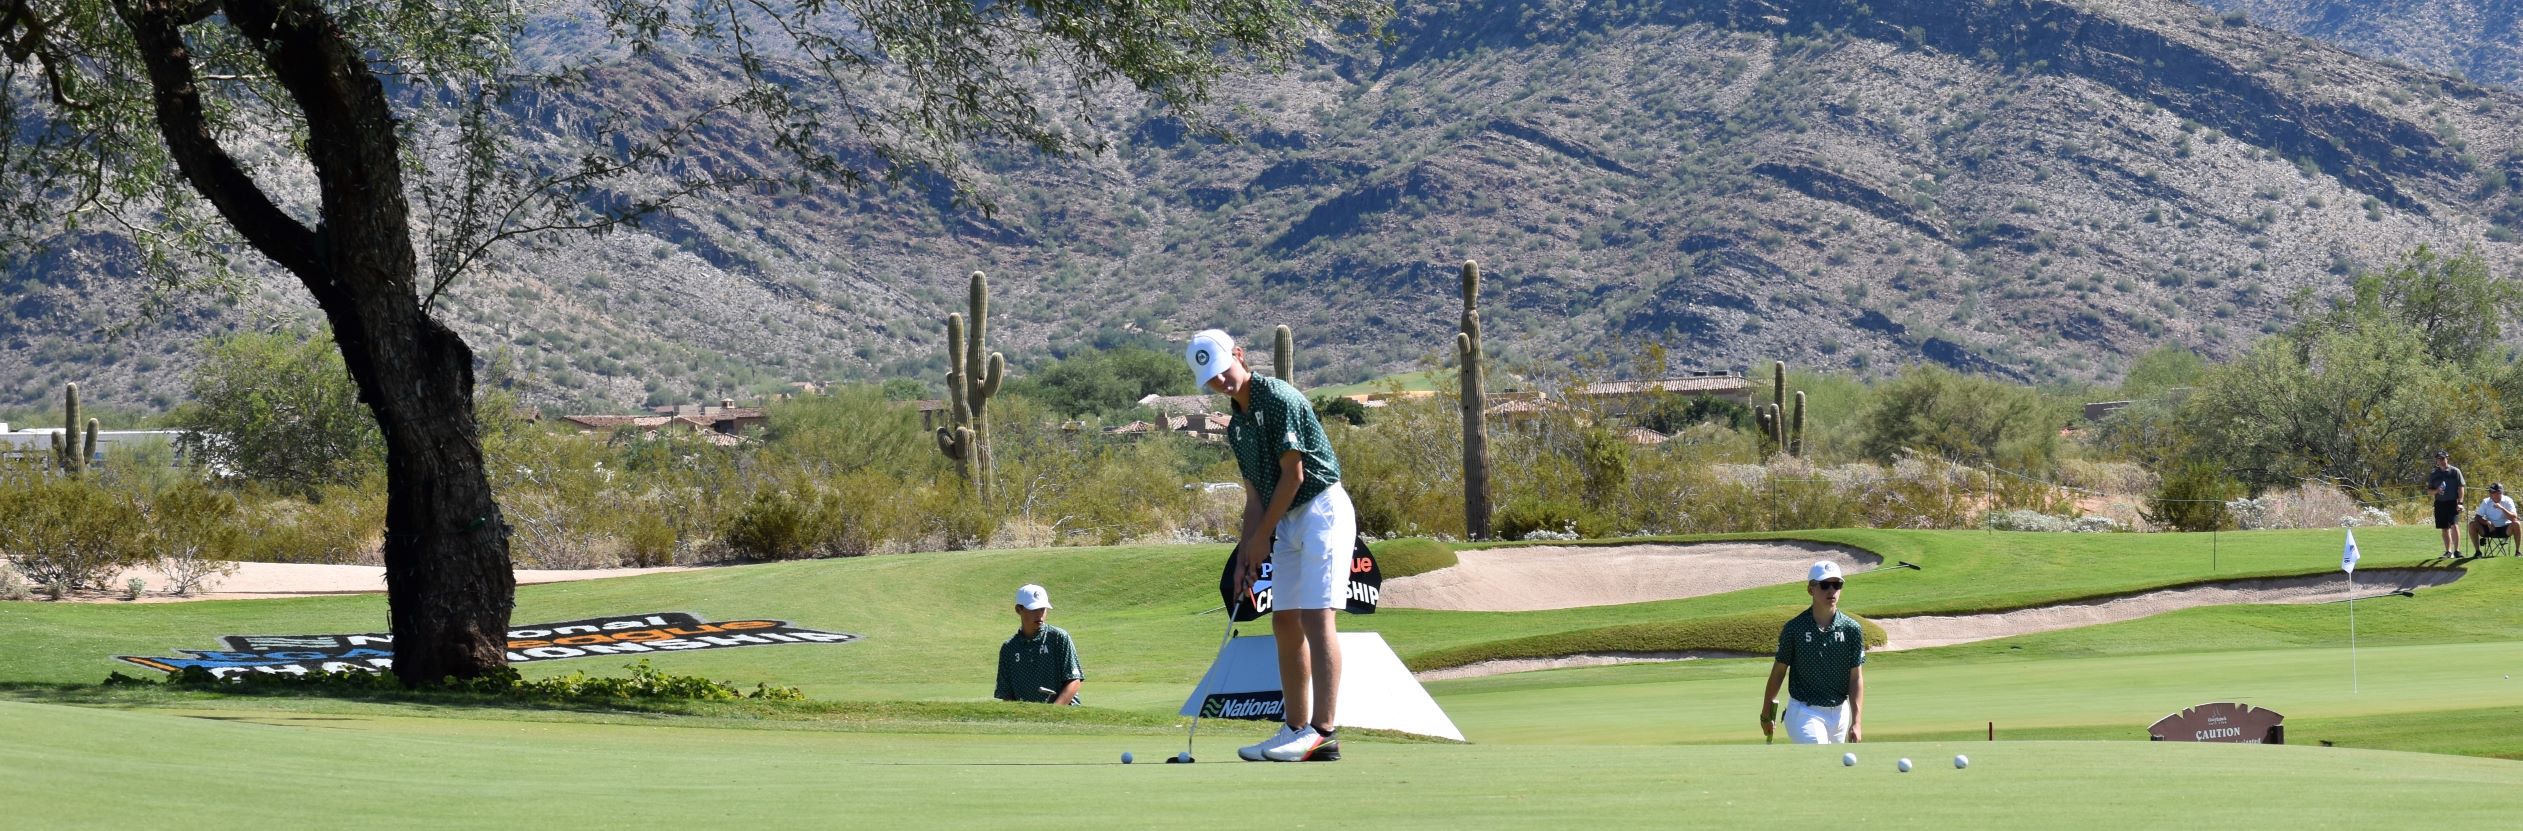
[1188, 329, 1354, 763]
[2429, 450, 2465, 558]
[1759, 561, 1866, 744]
[994, 584, 1083, 705]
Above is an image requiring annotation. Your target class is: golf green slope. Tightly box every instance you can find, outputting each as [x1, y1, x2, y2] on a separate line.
[4, 699, 2515, 829]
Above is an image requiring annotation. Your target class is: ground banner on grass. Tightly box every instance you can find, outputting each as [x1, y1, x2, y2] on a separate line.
[1216, 534, 1383, 622]
[1179, 631, 1462, 741]
[116, 612, 860, 678]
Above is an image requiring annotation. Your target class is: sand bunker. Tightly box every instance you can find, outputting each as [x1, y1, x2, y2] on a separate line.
[19, 560, 697, 603]
[1874, 567, 2464, 651]
[1382, 541, 1880, 612]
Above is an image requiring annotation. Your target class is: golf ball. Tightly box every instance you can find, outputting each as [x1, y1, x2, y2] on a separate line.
[1897, 758, 1913, 773]
[1842, 752, 1857, 767]
[1954, 755, 1970, 769]
[1121, 752, 1134, 764]
[1176, 752, 1192, 763]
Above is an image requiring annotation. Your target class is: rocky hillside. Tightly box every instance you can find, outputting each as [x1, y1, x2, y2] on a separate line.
[7, 0, 2523, 413]
[2192, 0, 2523, 90]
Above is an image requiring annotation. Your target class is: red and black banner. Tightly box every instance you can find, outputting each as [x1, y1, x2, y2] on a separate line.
[1216, 534, 1381, 622]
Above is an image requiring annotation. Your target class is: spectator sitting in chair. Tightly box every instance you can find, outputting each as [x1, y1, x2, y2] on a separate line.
[2470, 484, 2519, 558]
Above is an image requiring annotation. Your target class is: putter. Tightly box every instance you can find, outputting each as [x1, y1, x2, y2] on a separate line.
[1172, 600, 1241, 763]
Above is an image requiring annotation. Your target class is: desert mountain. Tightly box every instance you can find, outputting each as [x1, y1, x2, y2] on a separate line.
[6, 0, 2521, 412]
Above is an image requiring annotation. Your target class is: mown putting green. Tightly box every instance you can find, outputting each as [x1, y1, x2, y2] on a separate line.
[5, 699, 2515, 828]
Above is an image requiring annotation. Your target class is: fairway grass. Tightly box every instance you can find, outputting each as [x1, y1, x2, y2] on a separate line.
[7, 525, 2523, 825]
[5, 699, 2515, 829]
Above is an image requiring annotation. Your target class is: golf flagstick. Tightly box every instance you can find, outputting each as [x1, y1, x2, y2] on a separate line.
[2343, 530, 2360, 694]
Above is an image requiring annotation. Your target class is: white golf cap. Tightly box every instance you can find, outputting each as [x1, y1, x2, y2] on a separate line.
[1808, 561, 1844, 582]
[1186, 329, 1234, 389]
[1015, 584, 1052, 610]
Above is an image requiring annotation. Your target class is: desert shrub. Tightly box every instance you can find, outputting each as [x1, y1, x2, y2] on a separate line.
[0, 468, 149, 592]
[124, 577, 147, 600]
[723, 485, 845, 560]
[1495, 498, 1607, 541]
[233, 480, 387, 564]
[2056, 459, 2156, 496]
[142, 480, 243, 595]
[1373, 537, 1456, 577]
[0, 561, 28, 600]
[1323, 396, 1463, 537]
[1980, 510, 2125, 532]
[2223, 483, 2369, 530]
[1857, 364, 2065, 472]
[2144, 462, 2242, 532]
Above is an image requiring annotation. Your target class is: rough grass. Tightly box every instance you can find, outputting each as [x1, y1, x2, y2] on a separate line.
[1374, 536, 1457, 577]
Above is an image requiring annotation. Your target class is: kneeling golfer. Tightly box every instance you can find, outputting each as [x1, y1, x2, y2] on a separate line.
[1188, 329, 1353, 763]
[1759, 561, 1865, 744]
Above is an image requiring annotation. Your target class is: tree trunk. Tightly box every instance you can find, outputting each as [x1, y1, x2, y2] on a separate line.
[123, 0, 514, 683]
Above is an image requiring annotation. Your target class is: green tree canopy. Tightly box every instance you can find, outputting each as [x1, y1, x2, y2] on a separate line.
[172, 329, 383, 496]
[1007, 346, 1192, 419]
[2293, 246, 2518, 368]
[2118, 344, 2206, 399]
[2182, 315, 2481, 497]
[1857, 364, 2064, 472]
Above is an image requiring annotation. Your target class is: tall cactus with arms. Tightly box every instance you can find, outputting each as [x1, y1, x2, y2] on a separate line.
[47, 383, 95, 475]
[935, 271, 1005, 499]
[1458, 260, 1493, 539]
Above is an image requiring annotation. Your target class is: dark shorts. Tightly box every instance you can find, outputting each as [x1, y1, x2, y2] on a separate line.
[2436, 501, 2460, 529]
[2483, 523, 2514, 540]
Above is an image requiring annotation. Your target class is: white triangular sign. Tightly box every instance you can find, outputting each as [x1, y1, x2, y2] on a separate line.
[2342, 529, 2360, 574]
[1180, 631, 1464, 741]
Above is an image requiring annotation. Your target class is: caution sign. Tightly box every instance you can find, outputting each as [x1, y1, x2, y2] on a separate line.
[117, 612, 859, 679]
[2148, 702, 2285, 744]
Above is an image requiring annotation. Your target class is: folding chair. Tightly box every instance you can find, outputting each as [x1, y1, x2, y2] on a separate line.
[2478, 521, 2519, 558]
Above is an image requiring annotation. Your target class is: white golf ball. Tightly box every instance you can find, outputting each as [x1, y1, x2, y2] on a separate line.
[1842, 752, 1858, 767]
[1121, 752, 1134, 764]
[1954, 754, 1970, 769]
[1176, 752, 1192, 763]
[1897, 758, 1913, 773]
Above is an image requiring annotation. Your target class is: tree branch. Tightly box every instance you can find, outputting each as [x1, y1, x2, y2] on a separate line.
[112, 0, 319, 276]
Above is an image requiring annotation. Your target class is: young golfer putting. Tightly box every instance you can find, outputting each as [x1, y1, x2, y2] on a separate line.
[1187, 329, 1353, 763]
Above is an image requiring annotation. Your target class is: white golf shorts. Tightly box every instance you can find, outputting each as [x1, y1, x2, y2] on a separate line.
[1269, 483, 1357, 611]
[1784, 697, 1851, 744]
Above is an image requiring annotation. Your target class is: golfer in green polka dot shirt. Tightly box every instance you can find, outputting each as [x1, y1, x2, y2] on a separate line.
[1759, 560, 1866, 744]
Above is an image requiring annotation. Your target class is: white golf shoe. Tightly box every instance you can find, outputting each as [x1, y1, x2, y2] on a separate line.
[1238, 724, 1297, 762]
[1260, 725, 1337, 762]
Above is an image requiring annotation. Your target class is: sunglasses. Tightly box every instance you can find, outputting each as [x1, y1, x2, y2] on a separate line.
[1815, 580, 1844, 591]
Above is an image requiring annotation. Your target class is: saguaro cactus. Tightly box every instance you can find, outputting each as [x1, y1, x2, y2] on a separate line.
[1273, 324, 1295, 383]
[934, 271, 1005, 499]
[47, 383, 90, 475]
[1791, 391, 1807, 458]
[1458, 260, 1493, 540]
[1770, 361, 1788, 452]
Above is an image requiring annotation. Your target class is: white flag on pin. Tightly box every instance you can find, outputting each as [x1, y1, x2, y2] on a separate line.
[2342, 529, 2360, 574]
